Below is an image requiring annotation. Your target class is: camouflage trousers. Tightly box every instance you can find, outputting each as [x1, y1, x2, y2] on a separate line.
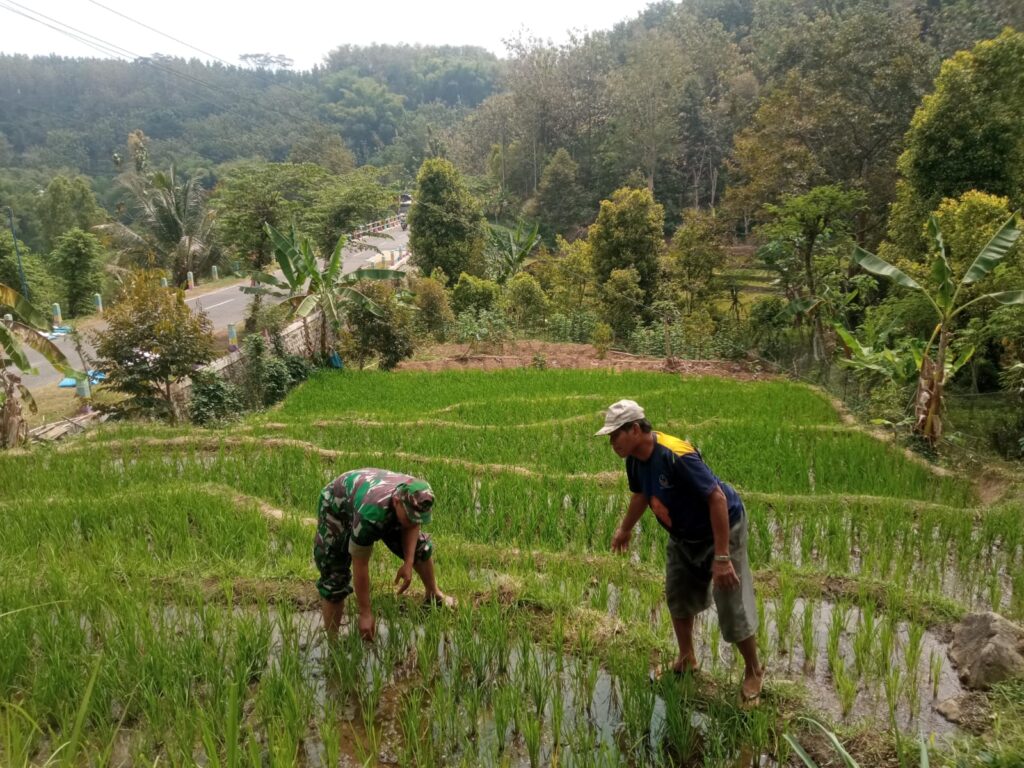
[313, 484, 434, 603]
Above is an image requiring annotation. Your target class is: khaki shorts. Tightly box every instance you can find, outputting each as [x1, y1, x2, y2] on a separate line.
[665, 510, 757, 644]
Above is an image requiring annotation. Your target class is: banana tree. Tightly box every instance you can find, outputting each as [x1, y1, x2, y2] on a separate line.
[0, 284, 80, 447]
[244, 223, 404, 360]
[852, 211, 1023, 445]
[487, 219, 541, 285]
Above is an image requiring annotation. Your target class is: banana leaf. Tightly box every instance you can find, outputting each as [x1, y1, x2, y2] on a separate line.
[954, 289, 1024, 316]
[852, 246, 924, 291]
[337, 287, 384, 317]
[784, 297, 821, 318]
[294, 294, 320, 318]
[343, 268, 406, 283]
[962, 213, 1021, 285]
[16, 383, 37, 414]
[0, 285, 50, 330]
[928, 217, 955, 312]
[264, 223, 301, 288]
[4, 321, 79, 378]
[0, 323, 35, 373]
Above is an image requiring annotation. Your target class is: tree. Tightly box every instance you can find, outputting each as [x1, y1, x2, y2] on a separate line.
[665, 210, 726, 314]
[411, 275, 454, 342]
[588, 187, 664, 303]
[0, 284, 77, 447]
[341, 281, 415, 371]
[605, 26, 688, 195]
[287, 124, 356, 174]
[503, 272, 549, 331]
[307, 168, 394, 256]
[758, 185, 866, 361]
[408, 158, 486, 279]
[600, 267, 645, 341]
[726, 9, 936, 242]
[852, 210, 1024, 446]
[36, 175, 104, 254]
[903, 30, 1024, 210]
[535, 148, 585, 237]
[885, 30, 1024, 262]
[211, 163, 330, 271]
[0, 231, 63, 315]
[97, 166, 216, 285]
[92, 270, 216, 422]
[320, 73, 405, 163]
[50, 229, 105, 318]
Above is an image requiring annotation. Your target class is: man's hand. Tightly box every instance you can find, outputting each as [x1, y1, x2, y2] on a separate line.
[611, 526, 632, 553]
[395, 563, 413, 595]
[712, 559, 740, 591]
[358, 611, 376, 642]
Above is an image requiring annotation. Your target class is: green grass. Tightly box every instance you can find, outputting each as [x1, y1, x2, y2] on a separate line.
[0, 368, 1015, 767]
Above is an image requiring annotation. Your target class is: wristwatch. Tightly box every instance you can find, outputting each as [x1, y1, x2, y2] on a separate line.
[714, 555, 731, 562]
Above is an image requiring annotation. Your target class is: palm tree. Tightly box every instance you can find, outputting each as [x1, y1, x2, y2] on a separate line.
[96, 166, 215, 286]
[0, 284, 78, 447]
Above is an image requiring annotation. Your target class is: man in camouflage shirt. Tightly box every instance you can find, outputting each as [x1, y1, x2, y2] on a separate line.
[314, 468, 455, 641]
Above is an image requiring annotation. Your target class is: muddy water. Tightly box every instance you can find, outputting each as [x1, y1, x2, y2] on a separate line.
[654, 597, 965, 738]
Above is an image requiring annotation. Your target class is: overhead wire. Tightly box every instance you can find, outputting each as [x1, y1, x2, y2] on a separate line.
[0, 0, 318, 127]
[83, 0, 315, 99]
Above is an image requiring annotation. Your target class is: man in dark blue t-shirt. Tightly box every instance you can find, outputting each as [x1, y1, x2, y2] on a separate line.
[597, 398, 763, 702]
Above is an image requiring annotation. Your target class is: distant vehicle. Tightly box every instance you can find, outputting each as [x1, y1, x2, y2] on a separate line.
[398, 193, 413, 230]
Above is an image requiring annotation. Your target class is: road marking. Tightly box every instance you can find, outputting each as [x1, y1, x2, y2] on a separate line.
[185, 283, 246, 303]
[199, 299, 234, 310]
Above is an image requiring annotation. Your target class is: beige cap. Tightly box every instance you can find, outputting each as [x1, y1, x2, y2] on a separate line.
[594, 399, 646, 436]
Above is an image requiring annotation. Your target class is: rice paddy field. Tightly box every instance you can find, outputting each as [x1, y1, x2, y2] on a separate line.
[1, 368, 1022, 767]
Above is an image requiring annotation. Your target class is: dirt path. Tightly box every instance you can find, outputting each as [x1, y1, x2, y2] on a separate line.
[398, 340, 773, 380]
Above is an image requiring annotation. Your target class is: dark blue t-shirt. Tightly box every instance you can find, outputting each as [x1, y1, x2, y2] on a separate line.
[626, 431, 743, 541]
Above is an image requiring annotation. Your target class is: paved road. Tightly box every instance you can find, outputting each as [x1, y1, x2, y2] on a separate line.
[20, 226, 410, 389]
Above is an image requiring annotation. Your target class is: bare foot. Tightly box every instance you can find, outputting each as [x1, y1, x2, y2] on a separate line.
[671, 654, 699, 674]
[741, 666, 764, 703]
[653, 655, 698, 681]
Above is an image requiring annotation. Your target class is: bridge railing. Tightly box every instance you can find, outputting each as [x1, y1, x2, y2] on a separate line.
[351, 216, 402, 239]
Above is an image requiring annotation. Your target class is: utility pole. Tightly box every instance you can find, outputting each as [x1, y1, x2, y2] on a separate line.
[3, 206, 30, 300]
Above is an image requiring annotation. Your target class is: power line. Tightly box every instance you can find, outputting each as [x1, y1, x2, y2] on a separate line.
[0, 0, 316, 127]
[83, 0, 313, 100]
[85, 0, 235, 68]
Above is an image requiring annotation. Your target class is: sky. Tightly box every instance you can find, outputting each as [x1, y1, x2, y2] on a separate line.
[0, 0, 659, 70]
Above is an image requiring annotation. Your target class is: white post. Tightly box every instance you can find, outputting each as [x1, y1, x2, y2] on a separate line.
[94, 293, 103, 314]
[211, 265, 219, 281]
[52, 303, 62, 327]
[187, 271, 195, 289]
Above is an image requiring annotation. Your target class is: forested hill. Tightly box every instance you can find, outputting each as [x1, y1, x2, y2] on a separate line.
[0, 0, 1020, 250]
[0, 44, 499, 175]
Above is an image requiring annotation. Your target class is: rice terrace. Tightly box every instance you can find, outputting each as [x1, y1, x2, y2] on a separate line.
[2, 366, 1021, 767]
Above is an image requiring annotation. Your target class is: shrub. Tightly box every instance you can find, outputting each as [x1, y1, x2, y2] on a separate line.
[548, 310, 598, 344]
[189, 370, 241, 426]
[592, 323, 613, 359]
[263, 355, 291, 405]
[412, 275, 454, 342]
[451, 272, 501, 315]
[91, 269, 215, 422]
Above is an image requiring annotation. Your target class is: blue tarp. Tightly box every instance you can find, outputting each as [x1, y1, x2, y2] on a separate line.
[58, 370, 106, 388]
